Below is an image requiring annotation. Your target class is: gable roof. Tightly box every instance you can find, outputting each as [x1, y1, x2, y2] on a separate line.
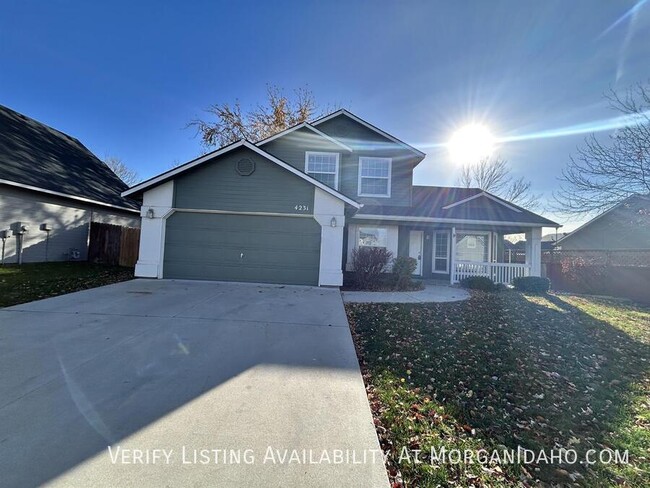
[311, 109, 426, 158]
[0, 104, 139, 211]
[122, 140, 361, 208]
[556, 193, 650, 245]
[442, 191, 523, 213]
[356, 186, 559, 227]
[256, 122, 353, 151]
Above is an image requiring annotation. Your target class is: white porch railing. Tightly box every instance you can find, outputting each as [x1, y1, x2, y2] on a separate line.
[453, 261, 531, 285]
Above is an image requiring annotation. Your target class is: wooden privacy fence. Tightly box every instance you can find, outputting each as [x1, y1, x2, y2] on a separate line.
[542, 249, 650, 304]
[88, 222, 140, 267]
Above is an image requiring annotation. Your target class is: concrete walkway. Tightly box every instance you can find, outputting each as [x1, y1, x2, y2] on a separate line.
[342, 284, 469, 303]
[0, 279, 389, 488]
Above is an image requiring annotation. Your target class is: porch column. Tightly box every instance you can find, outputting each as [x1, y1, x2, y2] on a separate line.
[495, 233, 505, 263]
[524, 227, 542, 276]
[450, 226, 456, 283]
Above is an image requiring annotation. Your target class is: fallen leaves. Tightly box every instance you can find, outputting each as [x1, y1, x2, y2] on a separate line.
[346, 290, 650, 487]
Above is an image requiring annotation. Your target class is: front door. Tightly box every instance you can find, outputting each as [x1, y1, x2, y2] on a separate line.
[409, 230, 424, 275]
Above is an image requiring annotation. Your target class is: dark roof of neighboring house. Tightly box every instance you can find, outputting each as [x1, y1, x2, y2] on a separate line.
[543, 232, 570, 242]
[0, 104, 138, 210]
[357, 186, 559, 226]
[556, 193, 650, 248]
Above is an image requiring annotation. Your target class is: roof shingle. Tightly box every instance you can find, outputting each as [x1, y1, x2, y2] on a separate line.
[0, 105, 138, 210]
[357, 186, 558, 226]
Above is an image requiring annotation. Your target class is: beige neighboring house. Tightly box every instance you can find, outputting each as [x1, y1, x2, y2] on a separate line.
[0, 104, 140, 264]
[557, 194, 650, 251]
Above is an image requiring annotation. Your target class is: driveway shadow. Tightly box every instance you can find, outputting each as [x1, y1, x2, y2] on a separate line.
[0, 280, 384, 488]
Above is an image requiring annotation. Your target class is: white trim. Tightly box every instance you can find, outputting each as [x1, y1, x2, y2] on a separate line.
[432, 230, 450, 274]
[122, 140, 361, 208]
[305, 151, 340, 190]
[353, 214, 549, 227]
[311, 109, 426, 157]
[0, 178, 138, 213]
[358, 156, 392, 198]
[442, 191, 522, 213]
[256, 122, 353, 151]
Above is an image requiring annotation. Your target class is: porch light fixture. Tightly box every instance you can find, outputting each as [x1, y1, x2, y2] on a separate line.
[146, 208, 155, 219]
[330, 217, 337, 228]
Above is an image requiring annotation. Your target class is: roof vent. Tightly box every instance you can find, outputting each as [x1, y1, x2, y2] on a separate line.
[236, 158, 255, 176]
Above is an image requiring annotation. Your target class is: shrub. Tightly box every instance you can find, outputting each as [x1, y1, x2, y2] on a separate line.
[459, 276, 496, 291]
[391, 256, 418, 291]
[512, 276, 550, 293]
[352, 247, 393, 290]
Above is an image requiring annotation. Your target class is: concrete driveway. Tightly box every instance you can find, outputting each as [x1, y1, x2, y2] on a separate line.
[0, 280, 388, 488]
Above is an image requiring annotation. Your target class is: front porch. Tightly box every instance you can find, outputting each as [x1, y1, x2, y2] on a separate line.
[345, 222, 542, 285]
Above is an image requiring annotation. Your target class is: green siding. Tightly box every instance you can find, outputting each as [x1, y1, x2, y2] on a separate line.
[261, 127, 343, 172]
[173, 147, 315, 214]
[316, 116, 418, 207]
[164, 213, 321, 285]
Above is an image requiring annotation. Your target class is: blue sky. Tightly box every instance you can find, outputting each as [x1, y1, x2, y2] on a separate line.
[1, 0, 649, 230]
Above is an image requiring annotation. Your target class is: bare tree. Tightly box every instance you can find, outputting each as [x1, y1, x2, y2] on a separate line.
[188, 85, 333, 149]
[554, 82, 650, 216]
[104, 156, 140, 186]
[458, 155, 541, 210]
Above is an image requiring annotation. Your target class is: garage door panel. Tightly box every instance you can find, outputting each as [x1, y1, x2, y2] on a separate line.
[163, 213, 321, 285]
[165, 229, 320, 250]
[163, 263, 317, 285]
[164, 243, 319, 267]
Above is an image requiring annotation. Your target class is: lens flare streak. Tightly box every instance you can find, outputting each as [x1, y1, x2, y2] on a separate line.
[421, 110, 650, 150]
[597, 0, 648, 39]
[498, 110, 650, 144]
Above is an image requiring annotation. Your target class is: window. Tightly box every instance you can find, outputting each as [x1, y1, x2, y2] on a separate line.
[358, 157, 391, 197]
[305, 152, 339, 189]
[433, 231, 449, 273]
[358, 227, 388, 249]
[456, 232, 489, 262]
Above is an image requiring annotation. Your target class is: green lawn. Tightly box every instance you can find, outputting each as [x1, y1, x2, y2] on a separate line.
[0, 262, 134, 307]
[346, 291, 650, 487]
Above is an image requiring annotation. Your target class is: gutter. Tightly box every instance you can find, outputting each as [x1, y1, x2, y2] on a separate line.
[0, 179, 139, 213]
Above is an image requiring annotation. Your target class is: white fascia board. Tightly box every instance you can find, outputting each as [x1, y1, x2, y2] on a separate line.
[442, 191, 522, 213]
[122, 139, 246, 197]
[256, 122, 353, 152]
[0, 178, 139, 213]
[352, 214, 552, 228]
[311, 109, 426, 158]
[122, 140, 361, 208]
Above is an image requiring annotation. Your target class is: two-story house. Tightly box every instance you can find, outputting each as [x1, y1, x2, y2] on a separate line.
[124, 109, 558, 286]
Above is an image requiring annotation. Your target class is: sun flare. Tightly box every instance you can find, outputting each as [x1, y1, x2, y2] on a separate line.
[447, 124, 496, 163]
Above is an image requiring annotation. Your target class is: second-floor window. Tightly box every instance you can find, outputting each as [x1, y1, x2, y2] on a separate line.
[358, 157, 391, 197]
[305, 152, 339, 189]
